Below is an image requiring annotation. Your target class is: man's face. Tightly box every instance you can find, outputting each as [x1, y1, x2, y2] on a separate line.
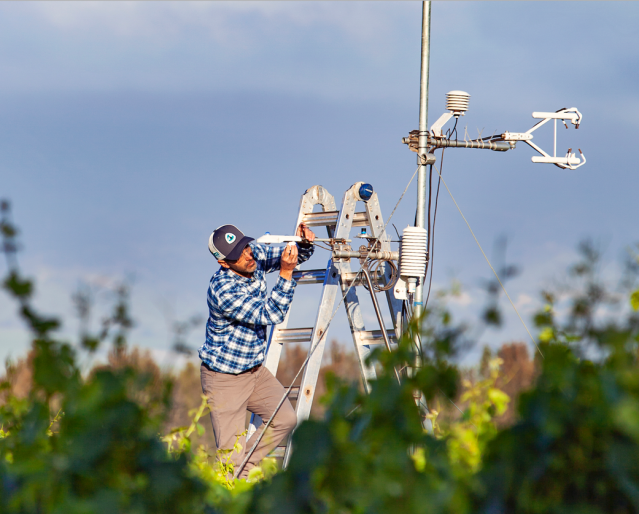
[219, 245, 257, 277]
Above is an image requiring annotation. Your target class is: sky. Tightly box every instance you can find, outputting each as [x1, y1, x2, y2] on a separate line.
[1, 1, 638, 369]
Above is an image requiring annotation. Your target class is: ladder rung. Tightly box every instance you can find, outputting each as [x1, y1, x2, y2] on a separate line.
[272, 327, 313, 344]
[359, 329, 397, 345]
[302, 211, 338, 227]
[351, 212, 371, 228]
[285, 385, 300, 401]
[293, 269, 326, 284]
[302, 211, 369, 227]
[341, 270, 384, 287]
[268, 447, 286, 458]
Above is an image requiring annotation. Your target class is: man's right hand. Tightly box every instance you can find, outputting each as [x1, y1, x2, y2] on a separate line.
[279, 243, 299, 281]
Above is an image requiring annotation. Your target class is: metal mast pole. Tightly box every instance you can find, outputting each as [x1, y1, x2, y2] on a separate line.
[415, 0, 431, 313]
[413, 0, 433, 431]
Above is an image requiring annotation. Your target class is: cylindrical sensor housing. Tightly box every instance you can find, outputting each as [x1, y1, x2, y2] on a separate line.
[399, 226, 428, 292]
[446, 90, 470, 116]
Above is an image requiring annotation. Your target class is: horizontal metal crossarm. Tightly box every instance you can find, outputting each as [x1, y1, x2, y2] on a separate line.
[402, 130, 512, 153]
[358, 329, 398, 345]
[271, 327, 313, 344]
[302, 210, 369, 227]
[292, 269, 326, 284]
[429, 138, 511, 152]
[292, 269, 387, 287]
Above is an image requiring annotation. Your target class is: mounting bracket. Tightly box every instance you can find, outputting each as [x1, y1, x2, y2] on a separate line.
[501, 108, 586, 170]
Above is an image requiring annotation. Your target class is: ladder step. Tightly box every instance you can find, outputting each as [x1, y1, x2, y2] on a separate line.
[341, 270, 384, 287]
[358, 329, 397, 345]
[286, 385, 300, 401]
[272, 327, 313, 344]
[302, 210, 369, 228]
[292, 269, 326, 284]
[268, 447, 286, 458]
[291, 269, 386, 286]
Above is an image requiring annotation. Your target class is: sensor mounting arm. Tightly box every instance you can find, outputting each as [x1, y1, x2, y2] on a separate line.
[500, 107, 585, 169]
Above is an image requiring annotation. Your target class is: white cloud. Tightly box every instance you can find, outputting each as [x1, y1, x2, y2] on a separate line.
[448, 290, 473, 307]
[0, 259, 207, 364]
[515, 293, 533, 310]
[18, 2, 412, 51]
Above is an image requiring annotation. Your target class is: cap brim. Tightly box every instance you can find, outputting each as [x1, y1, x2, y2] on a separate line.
[224, 236, 254, 261]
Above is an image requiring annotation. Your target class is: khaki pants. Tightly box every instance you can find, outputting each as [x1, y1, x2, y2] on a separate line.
[200, 363, 297, 479]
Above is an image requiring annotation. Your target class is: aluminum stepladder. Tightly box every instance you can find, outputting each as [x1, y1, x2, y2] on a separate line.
[247, 183, 404, 466]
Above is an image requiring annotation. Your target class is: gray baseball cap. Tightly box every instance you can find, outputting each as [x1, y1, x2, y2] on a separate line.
[208, 224, 254, 261]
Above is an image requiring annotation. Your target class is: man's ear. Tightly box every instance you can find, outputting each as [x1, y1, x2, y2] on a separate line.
[218, 259, 230, 269]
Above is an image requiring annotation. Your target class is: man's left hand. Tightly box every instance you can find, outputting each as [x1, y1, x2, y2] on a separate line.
[296, 222, 316, 243]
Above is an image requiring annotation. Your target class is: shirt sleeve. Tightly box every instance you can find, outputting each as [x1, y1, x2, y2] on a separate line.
[252, 242, 285, 274]
[296, 242, 314, 264]
[213, 275, 296, 326]
[254, 241, 314, 273]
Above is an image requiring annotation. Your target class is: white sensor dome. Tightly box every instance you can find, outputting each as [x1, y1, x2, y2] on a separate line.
[446, 91, 470, 116]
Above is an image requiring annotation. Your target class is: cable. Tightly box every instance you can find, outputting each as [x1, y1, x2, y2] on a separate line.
[234, 166, 421, 478]
[450, 118, 459, 142]
[430, 166, 544, 360]
[311, 241, 333, 252]
[425, 147, 445, 309]
[427, 163, 433, 276]
[368, 259, 397, 292]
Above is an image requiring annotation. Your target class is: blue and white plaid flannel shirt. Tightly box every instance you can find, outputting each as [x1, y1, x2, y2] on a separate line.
[199, 241, 314, 374]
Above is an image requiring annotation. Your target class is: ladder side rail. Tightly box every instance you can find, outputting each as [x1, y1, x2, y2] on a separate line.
[249, 186, 336, 439]
[289, 184, 351, 423]
[283, 259, 340, 466]
[335, 185, 377, 391]
[283, 184, 367, 467]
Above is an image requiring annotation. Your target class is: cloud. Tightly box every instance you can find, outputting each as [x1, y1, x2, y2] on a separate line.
[515, 293, 535, 313]
[11, 2, 414, 52]
[449, 290, 473, 307]
[0, 2, 423, 100]
[0, 259, 207, 361]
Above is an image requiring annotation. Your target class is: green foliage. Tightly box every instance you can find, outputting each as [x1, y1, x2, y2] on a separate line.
[435, 357, 510, 475]
[162, 395, 276, 512]
[0, 201, 211, 513]
[0, 343, 210, 513]
[474, 343, 639, 513]
[4, 198, 639, 514]
[471, 242, 639, 514]
[246, 310, 472, 514]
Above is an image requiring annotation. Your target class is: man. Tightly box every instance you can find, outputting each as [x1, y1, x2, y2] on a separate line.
[199, 222, 316, 479]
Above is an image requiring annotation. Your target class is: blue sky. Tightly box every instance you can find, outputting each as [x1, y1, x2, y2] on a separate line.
[1, 2, 637, 367]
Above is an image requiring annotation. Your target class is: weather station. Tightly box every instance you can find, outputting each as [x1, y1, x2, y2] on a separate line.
[235, 1, 585, 477]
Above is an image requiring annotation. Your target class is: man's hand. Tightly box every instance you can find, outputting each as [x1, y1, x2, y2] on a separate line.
[279, 243, 299, 281]
[296, 222, 316, 243]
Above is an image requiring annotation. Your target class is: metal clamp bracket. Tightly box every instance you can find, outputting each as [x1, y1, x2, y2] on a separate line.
[418, 153, 436, 165]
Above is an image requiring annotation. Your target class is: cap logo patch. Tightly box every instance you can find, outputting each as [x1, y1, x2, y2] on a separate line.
[225, 233, 236, 244]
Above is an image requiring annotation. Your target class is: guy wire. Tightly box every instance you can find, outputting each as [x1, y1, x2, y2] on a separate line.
[235, 166, 421, 477]
[430, 166, 544, 360]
